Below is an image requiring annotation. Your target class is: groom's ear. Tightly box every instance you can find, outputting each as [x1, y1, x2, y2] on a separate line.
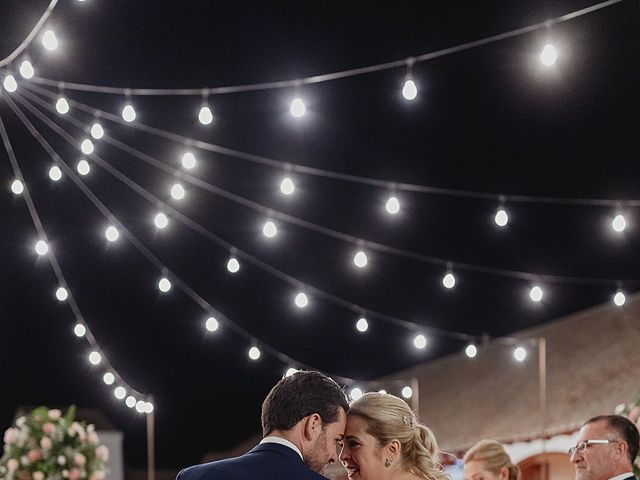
[302, 413, 322, 441]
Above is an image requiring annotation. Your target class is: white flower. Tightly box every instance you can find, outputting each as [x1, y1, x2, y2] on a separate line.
[7, 459, 19, 471]
[21, 455, 30, 466]
[74, 453, 86, 466]
[48, 409, 62, 420]
[34, 471, 45, 480]
[63, 469, 69, 478]
[58, 455, 67, 466]
[95, 445, 109, 462]
[3, 428, 19, 444]
[16, 416, 26, 427]
[88, 431, 99, 445]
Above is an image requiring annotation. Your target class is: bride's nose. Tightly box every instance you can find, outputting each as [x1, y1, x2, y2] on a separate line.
[339, 445, 350, 462]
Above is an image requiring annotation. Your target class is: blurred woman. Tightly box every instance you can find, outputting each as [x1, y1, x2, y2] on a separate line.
[463, 439, 520, 480]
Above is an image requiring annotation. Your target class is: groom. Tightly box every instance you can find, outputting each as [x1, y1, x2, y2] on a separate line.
[177, 370, 348, 479]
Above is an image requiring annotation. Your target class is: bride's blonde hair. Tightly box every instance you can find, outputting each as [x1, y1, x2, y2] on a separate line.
[348, 392, 449, 480]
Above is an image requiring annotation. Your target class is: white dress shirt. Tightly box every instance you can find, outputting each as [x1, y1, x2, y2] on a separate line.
[609, 472, 635, 480]
[260, 436, 303, 460]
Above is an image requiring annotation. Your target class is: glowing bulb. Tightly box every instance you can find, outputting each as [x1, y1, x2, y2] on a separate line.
[122, 104, 136, 122]
[73, 323, 86, 337]
[495, 208, 508, 227]
[135, 400, 146, 413]
[105, 225, 119, 242]
[262, 220, 277, 238]
[248, 346, 261, 360]
[613, 291, 626, 307]
[154, 212, 168, 229]
[76, 159, 90, 176]
[280, 177, 295, 195]
[49, 165, 62, 181]
[181, 152, 196, 169]
[290, 98, 306, 117]
[35, 240, 49, 256]
[10, 179, 24, 194]
[198, 105, 213, 125]
[514, 346, 527, 362]
[612, 214, 626, 232]
[226, 257, 240, 273]
[56, 287, 68, 301]
[3, 75, 17, 92]
[350, 387, 363, 401]
[385, 196, 400, 214]
[529, 285, 543, 302]
[88, 351, 102, 365]
[90, 122, 104, 139]
[285, 368, 298, 377]
[413, 334, 427, 349]
[158, 277, 171, 293]
[103, 373, 115, 385]
[42, 30, 58, 51]
[353, 250, 368, 268]
[401, 386, 413, 399]
[114, 386, 126, 400]
[294, 292, 309, 308]
[205, 317, 219, 332]
[19, 60, 34, 79]
[356, 317, 368, 333]
[442, 273, 456, 289]
[144, 402, 154, 414]
[402, 79, 417, 100]
[55, 97, 69, 114]
[170, 183, 185, 200]
[540, 44, 558, 66]
[125, 396, 136, 408]
[465, 344, 477, 358]
[378, 390, 387, 394]
[80, 139, 94, 154]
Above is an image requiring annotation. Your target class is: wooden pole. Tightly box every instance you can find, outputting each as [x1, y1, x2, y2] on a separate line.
[147, 400, 155, 480]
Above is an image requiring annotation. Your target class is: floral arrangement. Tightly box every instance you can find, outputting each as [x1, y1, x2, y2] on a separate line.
[0, 406, 109, 480]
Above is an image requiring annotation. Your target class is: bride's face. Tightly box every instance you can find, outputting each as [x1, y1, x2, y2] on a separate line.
[339, 415, 386, 480]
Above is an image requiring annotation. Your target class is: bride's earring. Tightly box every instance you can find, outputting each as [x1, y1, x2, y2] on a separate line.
[384, 459, 392, 468]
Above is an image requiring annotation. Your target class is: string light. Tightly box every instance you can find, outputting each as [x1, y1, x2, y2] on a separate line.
[529, 285, 543, 302]
[198, 105, 213, 125]
[90, 122, 104, 139]
[385, 196, 400, 215]
[3, 75, 18, 93]
[135, 400, 146, 413]
[114, 387, 126, 400]
[226, 256, 240, 273]
[442, 272, 456, 289]
[402, 59, 417, 100]
[350, 387, 363, 401]
[121, 103, 136, 122]
[80, 138, 94, 154]
[55, 286, 68, 301]
[356, 317, 369, 333]
[19, 60, 35, 79]
[290, 98, 306, 118]
[34, 240, 49, 256]
[42, 30, 58, 51]
[144, 402, 154, 414]
[103, 373, 115, 385]
[378, 389, 387, 394]
[465, 343, 478, 358]
[248, 346, 261, 360]
[48, 165, 62, 181]
[105, 225, 119, 242]
[413, 334, 427, 349]
[612, 214, 626, 232]
[181, 152, 196, 170]
[613, 290, 626, 307]
[170, 183, 185, 200]
[125, 396, 136, 408]
[158, 277, 171, 293]
[88, 351, 102, 365]
[153, 212, 168, 229]
[294, 292, 309, 308]
[540, 44, 558, 66]
[401, 386, 413, 399]
[495, 208, 508, 227]
[73, 323, 86, 337]
[76, 159, 90, 176]
[353, 250, 368, 268]
[513, 346, 527, 362]
[55, 96, 70, 114]
[285, 368, 298, 377]
[205, 316, 219, 332]
[10, 179, 24, 194]
[262, 220, 277, 238]
[280, 177, 295, 195]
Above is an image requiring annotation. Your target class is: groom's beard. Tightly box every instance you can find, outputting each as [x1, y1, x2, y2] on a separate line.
[304, 428, 330, 474]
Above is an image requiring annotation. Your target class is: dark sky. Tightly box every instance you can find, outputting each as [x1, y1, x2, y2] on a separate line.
[1, 0, 639, 471]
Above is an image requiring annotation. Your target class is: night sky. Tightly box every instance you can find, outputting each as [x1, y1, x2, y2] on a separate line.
[1, 0, 639, 471]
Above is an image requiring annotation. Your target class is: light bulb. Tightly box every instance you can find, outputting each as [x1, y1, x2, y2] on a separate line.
[442, 272, 456, 289]
[88, 351, 102, 365]
[42, 30, 58, 51]
[401, 386, 413, 399]
[248, 346, 261, 360]
[294, 292, 309, 308]
[126, 396, 136, 408]
[10, 179, 24, 195]
[49, 165, 62, 181]
[144, 402, 154, 414]
[114, 386, 126, 400]
[495, 208, 508, 227]
[529, 285, 543, 302]
[280, 177, 295, 195]
[514, 346, 527, 362]
[3, 75, 18, 92]
[158, 277, 171, 293]
[353, 250, 368, 268]
[385, 196, 400, 214]
[612, 214, 626, 232]
[356, 317, 369, 333]
[465, 344, 478, 358]
[154, 212, 168, 229]
[350, 387, 363, 401]
[90, 122, 104, 139]
[76, 159, 90, 176]
[35, 240, 49, 256]
[136, 400, 146, 413]
[56, 287, 68, 301]
[226, 257, 240, 273]
[402, 79, 417, 100]
[19, 60, 34, 79]
[613, 291, 626, 307]
[80, 139, 94, 154]
[105, 225, 119, 242]
[170, 183, 185, 200]
[540, 44, 558, 66]
[378, 389, 387, 394]
[285, 368, 298, 377]
[205, 317, 219, 332]
[262, 221, 277, 238]
[413, 334, 427, 349]
[55, 97, 69, 114]
[73, 323, 86, 337]
[181, 152, 196, 169]
[290, 98, 306, 117]
[122, 104, 136, 122]
[103, 373, 115, 385]
[198, 105, 213, 125]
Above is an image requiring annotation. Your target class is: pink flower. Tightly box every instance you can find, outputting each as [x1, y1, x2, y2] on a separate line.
[33, 472, 45, 480]
[42, 423, 55, 435]
[40, 437, 52, 450]
[628, 405, 640, 423]
[48, 409, 62, 420]
[88, 431, 99, 445]
[74, 453, 86, 466]
[95, 445, 109, 462]
[69, 468, 81, 480]
[28, 450, 42, 462]
[90, 472, 106, 480]
[7, 458, 19, 471]
[4, 428, 19, 445]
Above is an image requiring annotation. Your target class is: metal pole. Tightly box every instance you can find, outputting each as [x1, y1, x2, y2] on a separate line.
[538, 337, 547, 480]
[147, 400, 155, 480]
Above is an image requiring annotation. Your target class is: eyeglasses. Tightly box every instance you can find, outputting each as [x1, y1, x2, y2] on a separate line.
[568, 439, 619, 456]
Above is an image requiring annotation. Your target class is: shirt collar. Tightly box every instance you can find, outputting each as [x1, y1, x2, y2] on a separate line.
[608, 472, 635, 480]
[260, 436, 303, 460]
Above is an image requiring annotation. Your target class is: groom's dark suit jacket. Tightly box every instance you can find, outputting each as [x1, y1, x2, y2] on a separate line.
[176, 442, 328, 480]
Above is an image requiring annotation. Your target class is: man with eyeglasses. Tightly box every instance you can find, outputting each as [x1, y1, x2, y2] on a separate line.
[569, 415, 639, 480]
